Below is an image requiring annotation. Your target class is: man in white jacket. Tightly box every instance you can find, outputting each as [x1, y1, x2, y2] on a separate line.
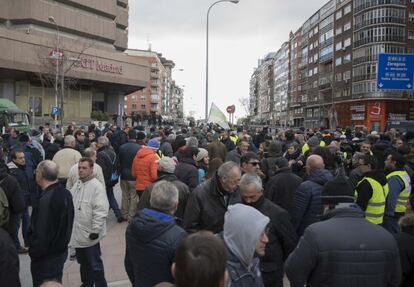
[70, 157, 109, 287]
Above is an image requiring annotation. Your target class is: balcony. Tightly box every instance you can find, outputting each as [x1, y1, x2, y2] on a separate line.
[151, 81, 158, 87]
[150, 95, 159, 103]
[354, 0, 405, 13]
[151, 72, 159, 79]
[319, 53, 333, 64]
[354, 35, 405, 48]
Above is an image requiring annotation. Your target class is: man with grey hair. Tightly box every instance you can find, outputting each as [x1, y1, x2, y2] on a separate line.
[182, 161, 241, 233]
[125, 181, 187, 287]
[28, 160, 74, 287]
[52, 135, 81, 186]
[240, 173, 297, 287]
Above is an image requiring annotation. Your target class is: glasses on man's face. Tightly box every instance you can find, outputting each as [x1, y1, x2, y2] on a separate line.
[248, 161, 260, 166]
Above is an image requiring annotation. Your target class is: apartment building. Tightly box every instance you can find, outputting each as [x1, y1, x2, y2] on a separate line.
[125, 49, 183, 121]
[250, 0, 414, 131]
[0, 0, 149, 123]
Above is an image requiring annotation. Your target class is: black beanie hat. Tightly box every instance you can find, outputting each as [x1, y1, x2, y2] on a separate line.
[321, 176, 354, 205]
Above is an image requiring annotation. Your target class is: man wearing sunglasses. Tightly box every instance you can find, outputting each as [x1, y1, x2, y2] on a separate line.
[240, 152, 262, 175]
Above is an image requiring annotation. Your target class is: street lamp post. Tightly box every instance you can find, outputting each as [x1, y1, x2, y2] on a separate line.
[48, 16, 60, 128]
[205, 0, 239, 121]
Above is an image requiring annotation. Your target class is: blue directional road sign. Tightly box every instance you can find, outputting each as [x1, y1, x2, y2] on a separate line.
[51, 106, 60, 116]
[377, 53, 414, 90]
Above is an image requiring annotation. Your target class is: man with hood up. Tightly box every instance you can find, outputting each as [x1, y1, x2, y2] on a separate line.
[222, 204, 270, 287]
[124, 180, 187, 287]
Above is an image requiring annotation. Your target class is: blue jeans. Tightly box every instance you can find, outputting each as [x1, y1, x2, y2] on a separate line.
[13, 206, 30, 248]
[31, 251, 67, 287]
[382, 215, 401, 234]
[76, 243, 107, 287]
[107, 186, 122, 219]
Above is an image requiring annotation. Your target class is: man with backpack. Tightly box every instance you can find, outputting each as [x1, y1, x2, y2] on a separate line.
[96, 136, 123, 222]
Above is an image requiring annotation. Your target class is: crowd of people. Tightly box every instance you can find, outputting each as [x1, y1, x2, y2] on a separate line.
[0, 121, 413, 287]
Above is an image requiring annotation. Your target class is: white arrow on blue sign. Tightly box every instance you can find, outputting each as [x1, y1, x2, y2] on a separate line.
[377, 53, 414, 91]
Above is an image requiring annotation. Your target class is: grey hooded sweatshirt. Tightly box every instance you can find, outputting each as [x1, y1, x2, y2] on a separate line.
[223, 204, 270, 287]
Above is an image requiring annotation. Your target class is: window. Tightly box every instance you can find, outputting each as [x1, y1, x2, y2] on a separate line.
[141, 104, 146, 110]
[313, 80, 318, 88]
[308, 69, 313, 76]
[336, 10, 342, 20]
[132, 103, 137, 110]
[336, 27, 342, 35]
[344, 37, 351, 47]
[344, 22, 351, 31]
[410, 13, 414, 22]
[344, 4, 351, 15]
[141, 95, 146, 100]
[310, 43, 314, 50]
[314, 53, 318, 61]
[131, 95, 137, 101]
[335, 57, 342, 66]
[343, 70, 351, 81]
[336, 42, 342, 51]
[313, 67, 318, 74]
[344, 54, 351, 63]
[335, 91, 342, 98]
[314, 41, 318, 48]
[294, 42, 298, 48]
[314, 26, 318, 34]
[335, 73, 342, 81]
[409, 31, 414, 40]
[309, 30, 314, 38]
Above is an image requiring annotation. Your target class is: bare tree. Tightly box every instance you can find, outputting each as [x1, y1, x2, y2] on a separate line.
[36, 39, 94, 124]
[238, 97, 251, 116]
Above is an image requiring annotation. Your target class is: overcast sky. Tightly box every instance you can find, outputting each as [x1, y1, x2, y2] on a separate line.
[129, 0, 327, 120]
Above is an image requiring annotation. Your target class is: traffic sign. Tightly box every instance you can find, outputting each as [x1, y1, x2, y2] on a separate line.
[226, 105, 235, 114]
[51, 106, 60, 115]
[377, 53, 414, 90]
[49, 49, 64, 65]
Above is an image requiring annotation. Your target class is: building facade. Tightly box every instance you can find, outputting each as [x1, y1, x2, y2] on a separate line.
[250, 0, 414, 131]
[125, 49, 183, 122]
[0, 0, 150, 124]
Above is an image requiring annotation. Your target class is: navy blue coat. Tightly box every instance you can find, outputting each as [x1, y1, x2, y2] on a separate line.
[119, 141, 141, 181]
[125, 209, 187, 287]
[292, 169, 333, 236]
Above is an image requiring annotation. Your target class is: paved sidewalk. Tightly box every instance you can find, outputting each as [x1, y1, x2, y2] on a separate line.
[62, 221, 131, 287]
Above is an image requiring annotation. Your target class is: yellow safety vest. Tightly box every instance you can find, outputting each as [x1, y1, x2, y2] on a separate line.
[355, 177, 389, 224]
[230, 135, 238, 145]
[301, 141, 326, 155]
[386, 170, 412, 214]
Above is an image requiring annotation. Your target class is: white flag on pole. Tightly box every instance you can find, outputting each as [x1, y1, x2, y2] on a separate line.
[208, 102, 230, 130]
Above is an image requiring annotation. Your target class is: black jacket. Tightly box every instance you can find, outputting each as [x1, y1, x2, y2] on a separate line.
[124, 209, 187, 287]
[119, 141, 141, 181]
[7, 161, 30, 200]
[221, 138, 235, 152]
[0, 161, 24, 236]
[0, 227, 20, 287]
[265, 168, 303, 217]
[137, 173, 190, 224]
[395, 224, 414, 287]
[285, 207, 401, 287]
[42, 140, 60, 160]
[182, 173, 241, 233]
[28, 182, 74, 261]
[96, 146, 117, 186]
[174, 157, 199, 190]
[249, 197, 297, 287]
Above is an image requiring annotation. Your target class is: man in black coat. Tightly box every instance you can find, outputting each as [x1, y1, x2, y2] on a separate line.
[0, 158, 25, 239]
[0, 226, 20, 287]
[285, 176, 401, 287]
[240, 173, 297, 287]
[395, 214, 414, 287]
[7, 150, 31, 253]
[265, 157, 303, 218]
[124, 181, 187, 287]
[119, 129, 141, 221]
[96, 136, 123, 222]
[28, 160, 74, 287]
[182, 161, 241, 234]
[174, 146, 199, 190]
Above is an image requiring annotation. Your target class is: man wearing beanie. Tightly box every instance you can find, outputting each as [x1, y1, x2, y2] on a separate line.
[285, 176, 401, 287]
[137, 157, 190, 225]
[222, 204, 269, 287]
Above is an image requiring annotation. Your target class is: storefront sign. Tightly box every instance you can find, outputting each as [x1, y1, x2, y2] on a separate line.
[74, 57, 123, 75]
[351, 114, 365, 121]
[389, 113, 407, 121]
[350, 104, 365, 112]
[369, 101, 383, 119]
